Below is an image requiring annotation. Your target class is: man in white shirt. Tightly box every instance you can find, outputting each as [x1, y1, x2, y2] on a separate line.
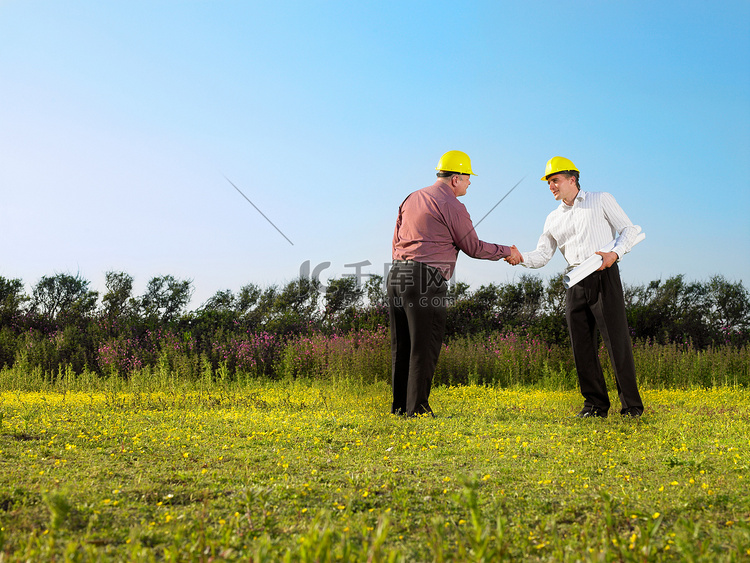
[508, 156, 644, 418]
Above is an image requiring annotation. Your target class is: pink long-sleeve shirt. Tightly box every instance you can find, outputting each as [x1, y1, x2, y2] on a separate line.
[391, 181, 511, 281]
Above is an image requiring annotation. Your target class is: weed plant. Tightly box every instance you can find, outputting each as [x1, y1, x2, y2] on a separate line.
[5, 324, 750, 389]
[0, 376, 748, 561]
[277, 328, 390, 385]
[433, 332, 577, 388]
[630, 341, 749, 388]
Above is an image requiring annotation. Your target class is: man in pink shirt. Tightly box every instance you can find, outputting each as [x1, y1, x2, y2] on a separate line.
[388, 150, 521, 416]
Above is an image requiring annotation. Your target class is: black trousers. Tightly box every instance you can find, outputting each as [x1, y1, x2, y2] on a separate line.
[387, 261, 448, 416]
[565, 263, 643, 414]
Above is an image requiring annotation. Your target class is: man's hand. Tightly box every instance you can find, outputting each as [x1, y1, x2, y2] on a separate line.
[505, 245, 523, 266]
[595, 251, 618, 270]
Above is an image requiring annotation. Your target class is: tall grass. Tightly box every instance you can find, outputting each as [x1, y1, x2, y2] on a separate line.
[601, 340, 750, 389]
[276, 327, 390, 385]
[433, 332, 577, 388]
[1, 329, 748, 390]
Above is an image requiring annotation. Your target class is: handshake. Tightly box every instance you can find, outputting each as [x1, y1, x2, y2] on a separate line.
[504, 245, 523, 266]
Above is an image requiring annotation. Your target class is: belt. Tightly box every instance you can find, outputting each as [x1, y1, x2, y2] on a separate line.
[392, 259, 418, 265]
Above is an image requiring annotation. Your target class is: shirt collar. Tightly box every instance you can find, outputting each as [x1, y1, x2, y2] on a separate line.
[560, 189, 586, 210]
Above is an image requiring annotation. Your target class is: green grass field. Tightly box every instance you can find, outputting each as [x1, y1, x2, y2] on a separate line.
[1, 379, 748, 561]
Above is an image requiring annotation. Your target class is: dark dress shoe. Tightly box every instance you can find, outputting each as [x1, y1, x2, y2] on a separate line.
[621, 407, 643, 418]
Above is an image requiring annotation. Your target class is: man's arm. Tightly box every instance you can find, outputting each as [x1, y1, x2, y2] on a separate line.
[515, 218, 558, 268]
[602, 192, 641, 259]
[446, 199, 512, 260]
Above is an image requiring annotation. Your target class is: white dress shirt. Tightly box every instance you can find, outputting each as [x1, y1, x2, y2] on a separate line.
[522, 190, 641, 272]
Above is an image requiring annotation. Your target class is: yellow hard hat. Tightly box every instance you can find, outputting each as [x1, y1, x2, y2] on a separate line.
[541, 156, 579, 181]
[436, 150, 477, 175]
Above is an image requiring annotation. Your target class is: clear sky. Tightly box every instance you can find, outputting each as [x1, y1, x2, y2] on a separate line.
[2, 0, 749, 307]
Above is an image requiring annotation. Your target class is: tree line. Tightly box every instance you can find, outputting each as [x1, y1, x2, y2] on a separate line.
[0, 270, 748, 376]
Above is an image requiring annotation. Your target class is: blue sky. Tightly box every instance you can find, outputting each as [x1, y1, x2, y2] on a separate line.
[2, 0, 749, 306]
